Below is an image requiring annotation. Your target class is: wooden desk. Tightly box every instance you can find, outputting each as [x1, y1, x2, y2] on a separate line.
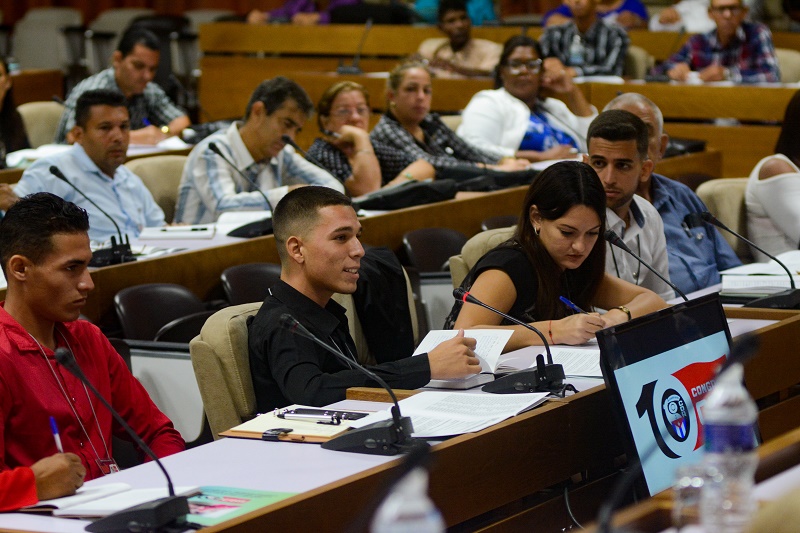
[11, 69, 64, 106]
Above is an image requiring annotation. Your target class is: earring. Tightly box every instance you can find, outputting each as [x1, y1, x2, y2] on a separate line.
[389, 101, 396, 108]
[534, 226, 540, 236]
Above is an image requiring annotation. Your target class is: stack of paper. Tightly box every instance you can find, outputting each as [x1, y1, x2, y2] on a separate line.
[721, 250, 800, 295]
[351, 391, 548, 438]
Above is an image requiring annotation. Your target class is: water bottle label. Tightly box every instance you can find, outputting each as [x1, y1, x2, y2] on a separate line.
[704, 424, 755, 453]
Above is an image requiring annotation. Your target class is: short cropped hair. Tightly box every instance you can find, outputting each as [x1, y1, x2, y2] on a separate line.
[272, 186, 353, 263]
[244, 77, 314, 120]
[0, 193, 89, 276]
[117, 27, 160, 57]
[438, 0, 468, 21]
[586, 109, 649, 160]
[75, 89, 127, 128]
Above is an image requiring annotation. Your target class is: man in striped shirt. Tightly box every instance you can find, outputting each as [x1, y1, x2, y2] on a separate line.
[55, 28, 190, 145]
[539, 0, 630, 78]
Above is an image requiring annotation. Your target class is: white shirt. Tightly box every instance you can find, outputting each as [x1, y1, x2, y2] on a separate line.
[745, 154, 800, 261]
[605, 195, 675, 300]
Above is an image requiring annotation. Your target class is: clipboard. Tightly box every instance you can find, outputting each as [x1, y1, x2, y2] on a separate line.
[220, 405, 368, 443]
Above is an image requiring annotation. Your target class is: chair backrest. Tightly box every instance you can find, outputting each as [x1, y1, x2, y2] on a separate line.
[191, 269, 420, 438]
[184, 9, 236, 33]
[124, 155, 187, 223]
[114, 283, 206, 340]
[440, 114, 462, 132]
[12, 8, 83, 71]
[480, 214, 517, 232]
[154, 310, 217, 343]
[624, 45, 654, 80]
[87, 8, 156, 72]
[190, 302, 261, 438]
[695, 178, 752, 262]
[16, 101, 65, 147]
[402, 227, 468, 272]
[450, 227, 515, 288]
[776, 48, 800, 83]
[220, 263, 282, 305]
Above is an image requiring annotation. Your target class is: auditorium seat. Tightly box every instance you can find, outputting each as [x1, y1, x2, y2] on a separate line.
[480, 214, 517, 231]
[402, 227, 468, 272]
[450, 226, 514, 287]
[220, 262, 282, 305]
[124, 155, 186, 223]
[695, 178, 752, 262]
[17, 101, 65, 147]
[114, 283, 206, 340]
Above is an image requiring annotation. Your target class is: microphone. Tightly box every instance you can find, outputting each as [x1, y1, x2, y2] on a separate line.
[686, 211, 800, 309]
[279, 313, 423, 455]
[49, 166, 134, 267]
[208, 142, 274, 238]
[595, 332, 759, 533]
[280, 134, 331, 173]
[336, 18, 373, 75]
[452, 288, 566, 394]
[604, 229, 688, 302]
[54, 347, 189, 533]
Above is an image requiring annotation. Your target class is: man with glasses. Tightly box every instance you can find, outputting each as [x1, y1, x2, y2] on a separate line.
[175, 77, 343, 224]
[651, 0, 780, 83]
[539, 0, 630, 78]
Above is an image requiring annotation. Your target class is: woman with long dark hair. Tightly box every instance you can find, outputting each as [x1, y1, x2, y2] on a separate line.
[445, 160, 666, 351]
[0, 59, 29, 167]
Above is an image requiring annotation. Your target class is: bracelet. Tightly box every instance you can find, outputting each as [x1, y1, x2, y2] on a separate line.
[402, 173, 415, 181]
[615, 305, 632, 321]
[548, 320, 554, 344]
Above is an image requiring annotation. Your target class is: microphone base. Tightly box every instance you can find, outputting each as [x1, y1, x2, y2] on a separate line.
[743, 289, 800, 309]
[482, 364, 566, 394]
[89, 243, 136, 267]
[227, 218, 273, 238]
[336, 65, 364, 75]
[321, 416, 415, 455]
[85, 495, 189, 533]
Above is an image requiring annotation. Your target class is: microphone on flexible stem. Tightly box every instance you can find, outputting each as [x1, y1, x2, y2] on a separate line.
[452, 288, 566, 394]
[53, 348, 189, 533]
[594, 333, 760, 533]
[280, 134, 331, 173]
[604, 229, 688, 302]
[279, 314, 424, 455]
[49, 166, 135, 267]
[336, 18, 372, 75]
[686, 211, 800, 309]
[208, 142, 274, 238]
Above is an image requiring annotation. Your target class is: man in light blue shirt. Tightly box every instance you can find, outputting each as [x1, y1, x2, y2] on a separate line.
[174, 76, 344, 225]
[7, 90, 165, 243]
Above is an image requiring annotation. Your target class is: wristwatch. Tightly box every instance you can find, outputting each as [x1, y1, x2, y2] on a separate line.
[160, 125, 170, 135]
[615, 305, 632, 321]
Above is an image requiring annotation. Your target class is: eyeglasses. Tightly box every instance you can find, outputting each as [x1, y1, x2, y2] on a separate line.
[331, 107, 370, 118]
[506, 59, 542, 75]
[709, 5, 743, 14]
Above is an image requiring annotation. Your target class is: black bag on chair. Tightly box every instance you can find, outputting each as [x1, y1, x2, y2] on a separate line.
[352, 179, 457, 210]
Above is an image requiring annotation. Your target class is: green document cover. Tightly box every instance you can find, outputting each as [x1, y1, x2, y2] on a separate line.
[186, 486, 298, 526]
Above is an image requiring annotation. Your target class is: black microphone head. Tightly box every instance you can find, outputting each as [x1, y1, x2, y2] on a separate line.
[279, 313, 299, 330]
[699, 211, 715, 223]
[603, 229, 620, 244]
[49, 166, 66, 181]
[453, 288, 467, 301]
[208, 141, 221, 157]
[280, 134, 293, 146]
[684, 212, 705, 228]
[54, 347, 74, 367]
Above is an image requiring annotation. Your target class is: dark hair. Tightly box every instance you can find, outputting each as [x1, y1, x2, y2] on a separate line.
[775, 89, 800, 165]
[0, 192, 89, 276]
[117, 27, 160, 57]
[74, 89, 127, 128]
[512, 161, 606, 319]
[0, 58, 29, 157]
[494, 35, 542, 89]
[273, 186, 353, 263]
[316, 81, 370, 131]
[245, 76, 314, 120]
[438, 0, 468, 21]
[586, 109, 649, 160]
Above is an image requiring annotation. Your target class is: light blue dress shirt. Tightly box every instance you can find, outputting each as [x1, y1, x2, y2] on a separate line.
[14, 144, 165, 243]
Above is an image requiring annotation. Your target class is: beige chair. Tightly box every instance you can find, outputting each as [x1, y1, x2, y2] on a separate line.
[124, 155, 187, 224]
[624, 45, 654, 80]
[17, 101, 65, 148]
[449, 226, 515, 288]
[12, 8, 82, 71]
[440, 114, 463, 132]
[190, 271, 420, 438]
[695, 178, 751, 262]
[776, 48, 800, 83]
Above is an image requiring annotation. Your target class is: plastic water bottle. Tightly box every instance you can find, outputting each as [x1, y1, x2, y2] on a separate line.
[699, 363, 758, 533]
[371, 467, 445, 533]
[568, 35, 584, 67]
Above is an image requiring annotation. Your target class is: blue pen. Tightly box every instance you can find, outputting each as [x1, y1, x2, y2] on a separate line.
[49, 416, 64, 453]
[559, 296, 588, 314]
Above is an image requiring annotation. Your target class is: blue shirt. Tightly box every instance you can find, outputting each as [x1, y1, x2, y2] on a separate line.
[13, 145, 166, 243]
[650, 173, 741, 294]
[518, 111, 579, 151]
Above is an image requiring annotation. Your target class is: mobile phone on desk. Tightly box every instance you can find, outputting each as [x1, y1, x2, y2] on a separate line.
[277, 408, 368, 421]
